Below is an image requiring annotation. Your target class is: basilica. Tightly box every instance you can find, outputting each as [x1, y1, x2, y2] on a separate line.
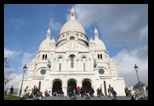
[19, 7, 126, 96]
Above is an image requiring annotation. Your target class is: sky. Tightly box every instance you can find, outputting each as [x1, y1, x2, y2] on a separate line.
[4, 4, 148, 89]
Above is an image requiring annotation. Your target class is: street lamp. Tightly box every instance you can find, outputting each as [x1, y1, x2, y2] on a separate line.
[134, 64, 142, 95]
[19, 64, 27, 96]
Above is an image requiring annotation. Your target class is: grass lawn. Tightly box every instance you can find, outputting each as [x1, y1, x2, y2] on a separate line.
[4, 94, 22, 100]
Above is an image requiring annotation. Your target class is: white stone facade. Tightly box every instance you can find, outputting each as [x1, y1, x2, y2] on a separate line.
[19, 7, 126, 96]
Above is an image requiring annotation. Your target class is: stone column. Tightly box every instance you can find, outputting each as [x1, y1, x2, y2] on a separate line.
[62, 85, 67, 96]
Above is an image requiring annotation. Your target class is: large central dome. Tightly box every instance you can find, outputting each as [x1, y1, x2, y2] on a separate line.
[59, 7, 86, 35]
[57, 7, 88, 47]
[60, 19, 86, 35]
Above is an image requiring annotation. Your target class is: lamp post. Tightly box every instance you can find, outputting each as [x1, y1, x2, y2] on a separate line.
[134, 64, 142, 95]
[19, 64, 27, 96]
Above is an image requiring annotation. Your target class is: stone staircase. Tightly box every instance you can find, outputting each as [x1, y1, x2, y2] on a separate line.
[41, 96, 131, 100]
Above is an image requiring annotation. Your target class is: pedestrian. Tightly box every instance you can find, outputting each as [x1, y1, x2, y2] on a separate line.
[111, 88, 117, 100]
[108, 85, 113, 97]
[85, 93, 91, 100]
[10, 86, 14, 95]
[24, 86, 28, 93]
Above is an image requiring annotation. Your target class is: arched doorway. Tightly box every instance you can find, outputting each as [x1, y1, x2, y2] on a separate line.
[67, 79, 77, 90]
[82, 80, 92, 92]
[67, 79, 77, 95]
[52, 80, 62, 95]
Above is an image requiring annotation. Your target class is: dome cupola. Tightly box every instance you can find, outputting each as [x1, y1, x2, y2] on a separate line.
[38, 28, 52, 51]
[93, 27, 106, 50]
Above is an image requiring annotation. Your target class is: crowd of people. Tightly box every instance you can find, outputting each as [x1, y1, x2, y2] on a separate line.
[67, 86, 106, 100]
[25, 85, 43, 100]
[4, 84, 146, 100]
[24, 85, 117, 100]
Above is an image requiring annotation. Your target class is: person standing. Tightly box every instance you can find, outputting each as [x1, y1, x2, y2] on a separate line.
[24, 86, 28, 93]
[111, 88, 117, 100]
[90, 87, 94, 97]
[10, 86, 14, 95]
[108, 85, 113, 97]
[72, 88, 76, 100]
[76, 86, 80, 96]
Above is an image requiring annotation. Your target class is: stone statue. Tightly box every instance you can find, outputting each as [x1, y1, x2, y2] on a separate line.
[47, 59, 51, 69]
[93, 58, 97, 68]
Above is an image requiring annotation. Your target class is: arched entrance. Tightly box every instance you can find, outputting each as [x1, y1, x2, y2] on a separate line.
[52, 80, 62, 95]
[82, 79, 92, 92]
[67, 79, 77, 95]
[67, 79, 77, 90]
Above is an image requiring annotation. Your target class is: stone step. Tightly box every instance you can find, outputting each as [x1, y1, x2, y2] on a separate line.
[41, 96, 131, 100]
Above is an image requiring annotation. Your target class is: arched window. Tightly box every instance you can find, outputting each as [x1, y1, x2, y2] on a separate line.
[42, 55, 44, 60]
[83, 63, 86, 71]
[98, 54, 99, 59]
[100, 54, 102, 60]
[45, 54, 47, 60]
[59, 63, 61, 71]
[70, 55, 75, 68]
[70, 36, 75, 40]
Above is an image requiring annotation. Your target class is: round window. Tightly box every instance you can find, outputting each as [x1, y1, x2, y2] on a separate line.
[70, 36, 75, 40]
[40, 69, 46, 75]
[99, 69, 104, 74]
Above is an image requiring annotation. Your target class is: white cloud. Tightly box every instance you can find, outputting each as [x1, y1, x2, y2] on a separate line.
[4, 47, 22, 59]
[4, 51, 35, 89]
[70, 4, 148, 87]
[139, 25, 148, 42]
[112, 48, 148, 86]
[72, 4, 148, 48]
[49, 18, 62, 31]
[4, 67, 15, 72]
[8, 18, 25, 30]
[21, 52, 35, 67]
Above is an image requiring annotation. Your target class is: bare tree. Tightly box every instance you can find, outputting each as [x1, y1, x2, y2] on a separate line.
[4, 71, 15, 89]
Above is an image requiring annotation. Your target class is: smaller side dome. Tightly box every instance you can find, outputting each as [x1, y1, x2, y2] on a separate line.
[93, 38, 106, 50]
[38, 28, 53, 51]
[93, 27, 106, 50]
[39, 38, 51, 51]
